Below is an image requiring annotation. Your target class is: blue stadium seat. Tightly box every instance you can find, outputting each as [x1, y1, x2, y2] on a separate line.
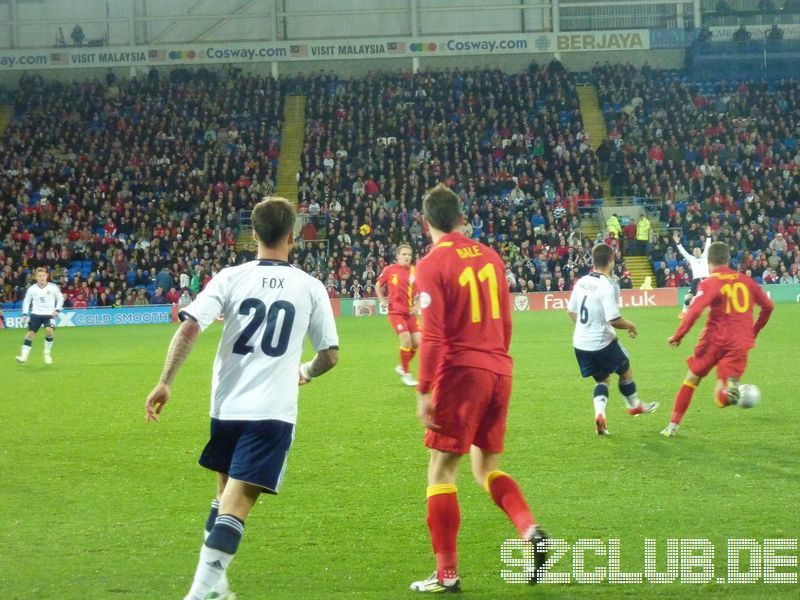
[2, 302, 14, 310]
[667, 260, 678, 271]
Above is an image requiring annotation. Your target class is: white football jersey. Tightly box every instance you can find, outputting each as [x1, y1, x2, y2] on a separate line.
[182, 259, 339, 423]
[677, 237, 712, 279]
[23, 283, 64, 316]
[567, 272, 621, 351]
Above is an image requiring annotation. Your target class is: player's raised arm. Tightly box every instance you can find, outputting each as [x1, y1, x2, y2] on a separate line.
[673, 231, 692, 261]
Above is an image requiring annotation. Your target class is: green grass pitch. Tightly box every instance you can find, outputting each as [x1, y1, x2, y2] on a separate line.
[1, 305, 798, 599]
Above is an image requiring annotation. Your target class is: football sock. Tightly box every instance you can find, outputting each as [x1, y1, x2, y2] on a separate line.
[426, 484, 460, 584]
[400, 346, 414, 373]
[185, 514, 243, 600]
[593, 382, 609, 417]
[486, 470, 536, 537]
[670, 380, 697, 425]
[20, 338, 32, 359]
[715, 383, 730, 407]
[44, 336, 54, 354]
[204, 499, 220, 539]
[203, 499, 230, 594]
[619, 379, 641, 410]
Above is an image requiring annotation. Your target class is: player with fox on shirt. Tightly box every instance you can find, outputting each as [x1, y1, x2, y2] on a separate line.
[410, 183, 548, 593]
[376, 244, 420, 386]
[661, 241, 773, 437]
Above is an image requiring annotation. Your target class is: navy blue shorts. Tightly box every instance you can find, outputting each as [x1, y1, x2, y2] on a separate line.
[199, 418, 295, 494]
[575, 339, 631, 382]
[690, 277, 703, 296]
[28, 314, 55, 333]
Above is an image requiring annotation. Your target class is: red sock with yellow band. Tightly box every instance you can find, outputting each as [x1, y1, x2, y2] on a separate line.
[426, 484, 460, 582]
[485, 470, 536, 537]
[671, 380, 697, 425]
[400, 346, 414, 373]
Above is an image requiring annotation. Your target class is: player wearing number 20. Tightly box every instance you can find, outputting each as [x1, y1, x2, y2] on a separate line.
[568, 244, 658, 436]
[145, 198, 339, 600]
[661, 242, 773, 437]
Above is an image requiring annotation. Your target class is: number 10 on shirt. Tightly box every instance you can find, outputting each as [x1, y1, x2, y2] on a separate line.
[459, 264, 500, 323]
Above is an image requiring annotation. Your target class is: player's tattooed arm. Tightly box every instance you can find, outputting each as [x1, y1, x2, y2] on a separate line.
[159, 318, 200, 386]
[299, 347, 339, 384]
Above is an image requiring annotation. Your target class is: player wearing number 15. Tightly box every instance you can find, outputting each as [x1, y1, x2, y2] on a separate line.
[410, 183, 548, 593]
[661, 242, 773, 437]
[144, 198, 339, 600]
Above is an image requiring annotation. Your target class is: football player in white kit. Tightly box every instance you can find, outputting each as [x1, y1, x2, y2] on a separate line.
[16, 267, 64, 365]
[673, 226, 712, 315]
[568, 244, 658, 435]
[145, 198, 339, 600]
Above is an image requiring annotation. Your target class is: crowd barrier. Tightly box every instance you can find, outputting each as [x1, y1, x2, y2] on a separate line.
[2, 285, 797, 327]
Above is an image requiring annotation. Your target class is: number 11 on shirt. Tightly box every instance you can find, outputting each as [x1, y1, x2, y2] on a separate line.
[458, 264, 500, 323]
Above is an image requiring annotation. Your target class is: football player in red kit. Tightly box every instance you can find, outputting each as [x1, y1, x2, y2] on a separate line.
[409, 184, 548, 593]
[661, 241, 773, 437]
[376, 244, 420, 386]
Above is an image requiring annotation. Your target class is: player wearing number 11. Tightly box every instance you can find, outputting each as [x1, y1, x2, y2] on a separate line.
[144, 197, 339, 600]
[661, 242, 773, 437]
[411, 183, 548, 593]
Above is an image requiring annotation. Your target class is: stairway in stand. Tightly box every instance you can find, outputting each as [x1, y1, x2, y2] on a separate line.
[624, 255, 656, 289]
[577, 85, 608, 197]
[0, 105, 14, 136]
[236, 95, 307, 252]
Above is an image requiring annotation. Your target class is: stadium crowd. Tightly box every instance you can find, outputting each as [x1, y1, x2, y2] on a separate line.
[4, 61, 800, 310]
[291, 63, 609, 298]
[593, 62, 800, 285]
[0, 69, 284, 308]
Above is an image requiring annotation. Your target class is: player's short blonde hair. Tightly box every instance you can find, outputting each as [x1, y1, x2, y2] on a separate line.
[396, 244, 412, 255]
[35, 267, 47, 274]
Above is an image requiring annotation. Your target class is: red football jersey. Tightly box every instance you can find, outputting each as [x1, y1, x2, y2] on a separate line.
[415, 232, 512, 393]
[673, 267, 773, 349]
[377, 263, 416, 315]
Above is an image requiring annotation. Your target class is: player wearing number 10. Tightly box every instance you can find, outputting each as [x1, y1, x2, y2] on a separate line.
[411, 183, 548, 593]
[662, 242, 773, 437]
[144, 198, 339, 600]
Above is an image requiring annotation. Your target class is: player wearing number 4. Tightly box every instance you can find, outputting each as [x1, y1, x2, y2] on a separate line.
[376, 244, 420, 386]
[411, 184, 549, 593]
[661, 242, 773, 437]
[145, 198, 339, 600]
[568, 244, 658, 435]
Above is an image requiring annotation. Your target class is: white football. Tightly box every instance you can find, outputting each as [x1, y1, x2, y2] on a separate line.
[738, 384, 761, 409]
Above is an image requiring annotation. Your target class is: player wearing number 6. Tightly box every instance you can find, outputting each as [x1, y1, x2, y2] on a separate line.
[144, 197, 339, 600]
[410, 183, 549, 593]
[568, 243, 658, 436]
[661, 242, 773, 437]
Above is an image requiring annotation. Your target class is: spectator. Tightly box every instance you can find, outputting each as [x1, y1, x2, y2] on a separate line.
[151, 287, 168, 305]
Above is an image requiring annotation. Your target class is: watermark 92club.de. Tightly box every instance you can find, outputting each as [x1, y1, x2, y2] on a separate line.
[501, 538, 799, 584]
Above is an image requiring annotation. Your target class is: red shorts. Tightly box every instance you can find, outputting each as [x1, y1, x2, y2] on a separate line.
[388, 313, 420, 335]
[424, 366, 511, 455]
[687, 338, 749, 381]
